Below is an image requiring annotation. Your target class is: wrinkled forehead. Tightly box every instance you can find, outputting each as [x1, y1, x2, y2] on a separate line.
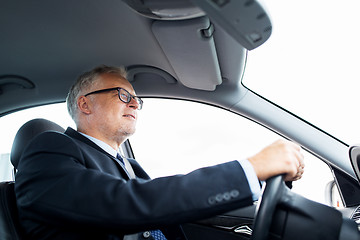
[94, 73, 136, 94]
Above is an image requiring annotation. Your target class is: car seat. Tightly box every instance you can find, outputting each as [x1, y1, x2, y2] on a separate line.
[0, 118, 65, 240]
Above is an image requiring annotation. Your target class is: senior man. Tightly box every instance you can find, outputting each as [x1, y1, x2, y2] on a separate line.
[15, 65, 304, 240]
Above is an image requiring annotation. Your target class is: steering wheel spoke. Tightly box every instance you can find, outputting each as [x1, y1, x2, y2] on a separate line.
[251, 175, 287, 240]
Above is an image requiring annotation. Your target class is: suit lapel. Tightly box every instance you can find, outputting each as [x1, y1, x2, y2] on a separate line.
[64, 127, 132, 179]
[64, 128, 188, 240]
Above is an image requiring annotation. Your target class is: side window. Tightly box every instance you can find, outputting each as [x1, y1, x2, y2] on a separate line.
[0, 99, 337, 206]
[0, 103, 74, 181]
[129, 99, 334, 205]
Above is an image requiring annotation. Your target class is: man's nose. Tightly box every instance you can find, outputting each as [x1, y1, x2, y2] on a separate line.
[128, 97, 140, 110]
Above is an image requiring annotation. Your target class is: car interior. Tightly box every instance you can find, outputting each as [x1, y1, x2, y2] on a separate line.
[1, 0, 360, 239]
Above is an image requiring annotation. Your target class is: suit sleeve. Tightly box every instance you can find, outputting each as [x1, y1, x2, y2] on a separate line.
[15, 131, 253, 233]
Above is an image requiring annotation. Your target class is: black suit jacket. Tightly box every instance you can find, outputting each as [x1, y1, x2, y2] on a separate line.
[14, 127, 253, 239]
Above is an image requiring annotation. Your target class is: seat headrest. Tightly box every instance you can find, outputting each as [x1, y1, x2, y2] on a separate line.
[10, 118, 65, 169]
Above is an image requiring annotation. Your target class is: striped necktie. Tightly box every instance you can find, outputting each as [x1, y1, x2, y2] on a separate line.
[150, 230, 167, 240]
[118, 153, 167, 240]
[116, 153, 124, 164]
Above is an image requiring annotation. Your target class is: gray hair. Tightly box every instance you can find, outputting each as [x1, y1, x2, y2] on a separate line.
[66, 65, 127, 123]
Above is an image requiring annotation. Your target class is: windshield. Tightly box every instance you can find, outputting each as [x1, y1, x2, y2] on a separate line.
[243, 0, 360, 145]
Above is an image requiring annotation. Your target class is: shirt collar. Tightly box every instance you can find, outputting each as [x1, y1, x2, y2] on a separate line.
[78, 132, 119, 158]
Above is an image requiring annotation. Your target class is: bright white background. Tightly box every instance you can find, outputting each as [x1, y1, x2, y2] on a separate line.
[244, 0, 360, 145]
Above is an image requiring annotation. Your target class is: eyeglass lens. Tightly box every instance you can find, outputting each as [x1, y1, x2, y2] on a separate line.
[118, 88, 142, 109]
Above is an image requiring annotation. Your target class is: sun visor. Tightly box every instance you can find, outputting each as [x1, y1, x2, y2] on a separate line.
[152, 17, 222, 91]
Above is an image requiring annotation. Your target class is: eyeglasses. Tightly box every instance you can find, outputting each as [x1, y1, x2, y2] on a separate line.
[84, 87, 143, 110]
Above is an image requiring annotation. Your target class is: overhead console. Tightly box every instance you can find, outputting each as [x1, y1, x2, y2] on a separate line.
[122, 0, 272, 50]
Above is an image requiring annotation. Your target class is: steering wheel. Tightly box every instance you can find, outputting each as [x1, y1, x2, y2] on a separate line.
[251, 175, 286, 240]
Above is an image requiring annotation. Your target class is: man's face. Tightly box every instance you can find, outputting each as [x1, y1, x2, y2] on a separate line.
[84, 73, 139, 146]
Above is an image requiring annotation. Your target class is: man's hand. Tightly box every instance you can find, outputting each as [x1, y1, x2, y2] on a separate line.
[248, 139, 304, 181]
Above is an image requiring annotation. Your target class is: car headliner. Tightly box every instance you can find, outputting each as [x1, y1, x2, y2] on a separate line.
[0, 0, 355, 180]
[0, 0, 246, 115]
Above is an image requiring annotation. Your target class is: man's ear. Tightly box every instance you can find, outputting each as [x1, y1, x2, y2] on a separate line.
[77, 96, 92, 114]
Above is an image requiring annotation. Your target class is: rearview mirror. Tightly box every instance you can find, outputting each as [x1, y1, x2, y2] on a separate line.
[190, 0, 272, 50]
